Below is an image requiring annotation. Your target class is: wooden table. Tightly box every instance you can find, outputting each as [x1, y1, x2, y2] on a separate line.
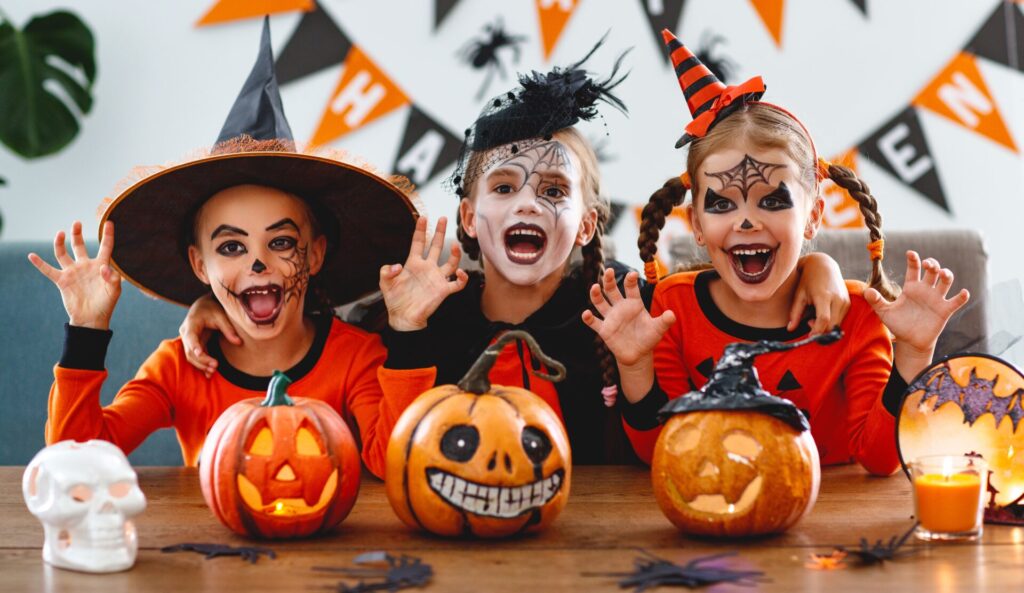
[1, 465, 1021, 592]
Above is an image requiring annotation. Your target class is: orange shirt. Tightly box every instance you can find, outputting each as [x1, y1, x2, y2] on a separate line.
[47, 317, 434, 478]
[624, 270, 900, 476]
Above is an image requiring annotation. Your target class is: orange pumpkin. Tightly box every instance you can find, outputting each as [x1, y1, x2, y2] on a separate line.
[652, 332, 834, 537]
[385, 331, 571, 538]
[200, 371, 360, 539]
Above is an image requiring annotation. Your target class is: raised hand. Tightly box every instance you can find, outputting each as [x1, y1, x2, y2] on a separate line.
[865, 250, 970, 380]
[28, 221, 122, 330]
[582, 269, 676, 367]
[180, 293, 241, 378]
[380, 216, 468, 331]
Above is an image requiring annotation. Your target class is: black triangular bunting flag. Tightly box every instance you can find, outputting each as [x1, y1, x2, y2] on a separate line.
[435, 0, 462, 30]
[777, 370, 802, 391]
[858, 106, 950, 213]
[696, 357, 715, 378]
[392, 106, 462, 186]
[275, 2, 352, 86]
[606, 200, 626, 233]
[639, 0, 688, 63]
[849, 0, 868, 16]
[964, 2, 1023, 73]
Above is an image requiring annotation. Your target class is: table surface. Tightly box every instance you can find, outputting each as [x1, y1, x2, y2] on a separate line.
[1, 464, 1020, 592]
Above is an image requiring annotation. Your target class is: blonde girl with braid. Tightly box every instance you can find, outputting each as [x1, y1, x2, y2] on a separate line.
[585, 31, 969, 474]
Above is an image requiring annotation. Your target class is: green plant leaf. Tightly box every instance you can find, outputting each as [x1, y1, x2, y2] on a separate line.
[0, 10, 96, 158]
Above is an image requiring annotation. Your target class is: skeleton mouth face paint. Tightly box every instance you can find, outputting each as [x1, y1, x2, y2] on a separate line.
[464, 140, 590, 287]
[189, 184, 324, 340]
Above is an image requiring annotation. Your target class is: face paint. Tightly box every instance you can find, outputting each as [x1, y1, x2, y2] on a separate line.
[705, 154, 786, 202]
[251, 259, 267, 273]
[467, 140, 590, 287]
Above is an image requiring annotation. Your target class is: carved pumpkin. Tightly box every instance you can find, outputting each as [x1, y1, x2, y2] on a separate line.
[200, 371, 360, 539]
[652, 331, 836, 537]
[897, 354, 1024, 524]
[385, 331, 571, 538]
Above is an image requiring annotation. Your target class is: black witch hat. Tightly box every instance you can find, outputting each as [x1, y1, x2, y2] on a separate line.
[101, 17, 420, 307]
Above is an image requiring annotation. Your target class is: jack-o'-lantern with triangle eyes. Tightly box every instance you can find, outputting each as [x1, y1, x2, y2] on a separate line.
[385, 331, 571, 538]
[653, 331, 838, 537]
[200, 371, 361, 539]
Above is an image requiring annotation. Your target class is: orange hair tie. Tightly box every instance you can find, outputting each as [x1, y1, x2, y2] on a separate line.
[679, 171, 692, 189]
[644, 259, 666, 284]
[816, 158, 832, 182]
[866, 239, 884, 262]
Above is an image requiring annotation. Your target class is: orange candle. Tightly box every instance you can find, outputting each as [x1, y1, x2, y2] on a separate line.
[914, 472, 983, 533]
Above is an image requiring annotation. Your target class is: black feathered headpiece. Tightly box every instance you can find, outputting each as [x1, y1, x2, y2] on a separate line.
[449, 35, 629, 197]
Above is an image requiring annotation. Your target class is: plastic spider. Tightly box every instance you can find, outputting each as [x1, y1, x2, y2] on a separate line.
[458, 17, 527, 99]
[312, 552, 433, 593]
[160, 542, 276, 564]
[695, 31, 737, 84]
[837, 522, 919, 565]
[592, 550, 766, 591]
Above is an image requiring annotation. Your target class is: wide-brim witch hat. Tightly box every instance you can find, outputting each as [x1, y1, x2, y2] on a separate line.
[100, 17, 420, 307]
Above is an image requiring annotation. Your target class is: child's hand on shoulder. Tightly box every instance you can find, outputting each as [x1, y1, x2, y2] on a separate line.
[28, 221, 122, 331]
[865, 250, 970, 380]
[180, 293, 241, 378]
[380, 216, 468, 332]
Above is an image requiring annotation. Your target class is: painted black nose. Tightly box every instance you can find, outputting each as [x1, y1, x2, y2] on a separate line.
[740, 219, 754, 230]
[251, 259, 267, 273]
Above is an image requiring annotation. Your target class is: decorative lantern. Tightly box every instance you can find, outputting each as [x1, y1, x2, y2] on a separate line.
[22, 440, 147, 573]
[896, 354, 1024, 524]
[385, 330, 571, 538]
[199, 371, 361, 539]
[652, 330, 839, 537]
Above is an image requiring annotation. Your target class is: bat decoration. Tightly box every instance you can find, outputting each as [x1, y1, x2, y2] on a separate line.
[835, 522, 919, 566]
[907, 362, 1024, 430]
[312, 552, 433, 593]
[587, 550, 766, 591]
[160, 542, 276, 563]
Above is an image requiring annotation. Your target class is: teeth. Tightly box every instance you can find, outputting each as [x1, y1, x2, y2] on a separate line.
[508, 249, 541, 260]
[426, 469, 563, 518]
[731, 248, 772, 256]
[508, 228, 544, 238]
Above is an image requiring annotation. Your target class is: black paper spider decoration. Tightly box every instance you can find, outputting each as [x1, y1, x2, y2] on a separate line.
[458, 17, 527, 100]
[312, 552, 433, 593]
[836, 522, 919, 565]
[160, 542, 276, 564]
[589, 550, 766, 591]
[694, 31, 737, 84]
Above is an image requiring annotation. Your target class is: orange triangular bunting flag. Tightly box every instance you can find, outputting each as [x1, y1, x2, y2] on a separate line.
[196, 0, 314, 27]
[310, 46, 410, 147]
[820, 149, 866, 230]
[749, 0, 785, 47]
[536, 0, 581, 60]
[912, 51, 1018, 153]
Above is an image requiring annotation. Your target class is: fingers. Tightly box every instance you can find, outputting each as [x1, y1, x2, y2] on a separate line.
[448, 269, 470, 294]
[623, 271, 642, 300]
[426, 217, 448, 263]
[70, 221, 89, 260]
[589, 283, 611, 317]
[100, 263, 122, 285]
[655, 309, 677, 334]
[864, 287, 892, 313]
[935, 268, 954, 298]
[439, 242, 461, 277]
[53, 230, 74, 268]
[904, 251, 921, 284]
[786, 292, 809, 332]
[96, 221, 115, 263]
[581, 309, 603, 334]
[407, 216, 428, 259]
[602, 267, 622, 305]
[809, 298, 831, 336]
[920, 257, 940, 287]
[379, 263, 403, 286]
[947, 288, 970, 313]
[215, 315, 243, 346]
[27, 253, 61, 283]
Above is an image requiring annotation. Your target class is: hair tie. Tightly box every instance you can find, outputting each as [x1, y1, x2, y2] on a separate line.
[866, 239, 884, 262]
[816, 158, 832, 182]
[679, 171, 692, 189]
[644, 259, 665, 284]
[601, 385, 618, 407]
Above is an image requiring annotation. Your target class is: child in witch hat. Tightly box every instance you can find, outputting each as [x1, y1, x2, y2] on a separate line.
[28, 19, 432, 478]
[586, 30, 970, 474]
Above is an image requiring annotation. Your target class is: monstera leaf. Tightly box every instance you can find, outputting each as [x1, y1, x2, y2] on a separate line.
[0, 10, 95, 158]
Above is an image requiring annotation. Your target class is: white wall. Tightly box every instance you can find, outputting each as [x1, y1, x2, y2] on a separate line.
[1, 0, 1021, 290]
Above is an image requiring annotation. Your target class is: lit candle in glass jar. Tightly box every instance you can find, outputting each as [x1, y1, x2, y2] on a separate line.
[910, 456, 987, 541]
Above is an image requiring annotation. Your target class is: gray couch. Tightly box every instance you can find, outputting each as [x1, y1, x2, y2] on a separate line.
[0, 229, 989, 464]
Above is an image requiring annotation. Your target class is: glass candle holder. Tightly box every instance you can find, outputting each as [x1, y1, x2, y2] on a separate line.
[909, 455, 987, 542]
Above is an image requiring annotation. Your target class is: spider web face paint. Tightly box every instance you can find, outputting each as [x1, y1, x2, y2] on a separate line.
[705, 154, 786, 202]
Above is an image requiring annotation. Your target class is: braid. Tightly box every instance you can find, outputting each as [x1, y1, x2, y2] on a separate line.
[581, 211, 618, 388]
[827, 163, 901, 300]
[455, 204, 481, 261]
[638, 176, 687, 264]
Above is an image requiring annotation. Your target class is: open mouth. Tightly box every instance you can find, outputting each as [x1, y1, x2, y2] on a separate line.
[426, 468, 563, 518]
[238, 284, 283, 325]
[503, 223, 547, 265]
[666, 475, 763, 516]
[728, 244, 776, 284]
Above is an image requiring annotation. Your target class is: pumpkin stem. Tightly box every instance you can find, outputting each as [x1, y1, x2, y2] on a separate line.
[261, 371, 296, 407]
[457, 330, 566, 394]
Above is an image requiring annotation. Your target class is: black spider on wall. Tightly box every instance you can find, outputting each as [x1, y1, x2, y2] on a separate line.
[695, 30, 737, 84]
[458, 17, 527, 100]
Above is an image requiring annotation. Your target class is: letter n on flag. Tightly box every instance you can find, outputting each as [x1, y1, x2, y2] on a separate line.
[912, 52, 1018, 153]
[310, 47, 410, 147]
[536, 0, 582, 60]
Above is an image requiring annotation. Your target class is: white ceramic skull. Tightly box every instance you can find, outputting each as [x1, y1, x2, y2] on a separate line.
[22, 440, 147, 573]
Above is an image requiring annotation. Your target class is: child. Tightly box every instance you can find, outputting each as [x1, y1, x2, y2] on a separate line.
[28, 20, 429, 479]
[181, 40, 849, 464]
[584, 31, 969, 475]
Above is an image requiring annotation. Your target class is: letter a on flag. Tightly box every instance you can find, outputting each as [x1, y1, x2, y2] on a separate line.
[913, 52, 1018, 153]
[536, 0, 582, 60]
[310, 46, 410, 147]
